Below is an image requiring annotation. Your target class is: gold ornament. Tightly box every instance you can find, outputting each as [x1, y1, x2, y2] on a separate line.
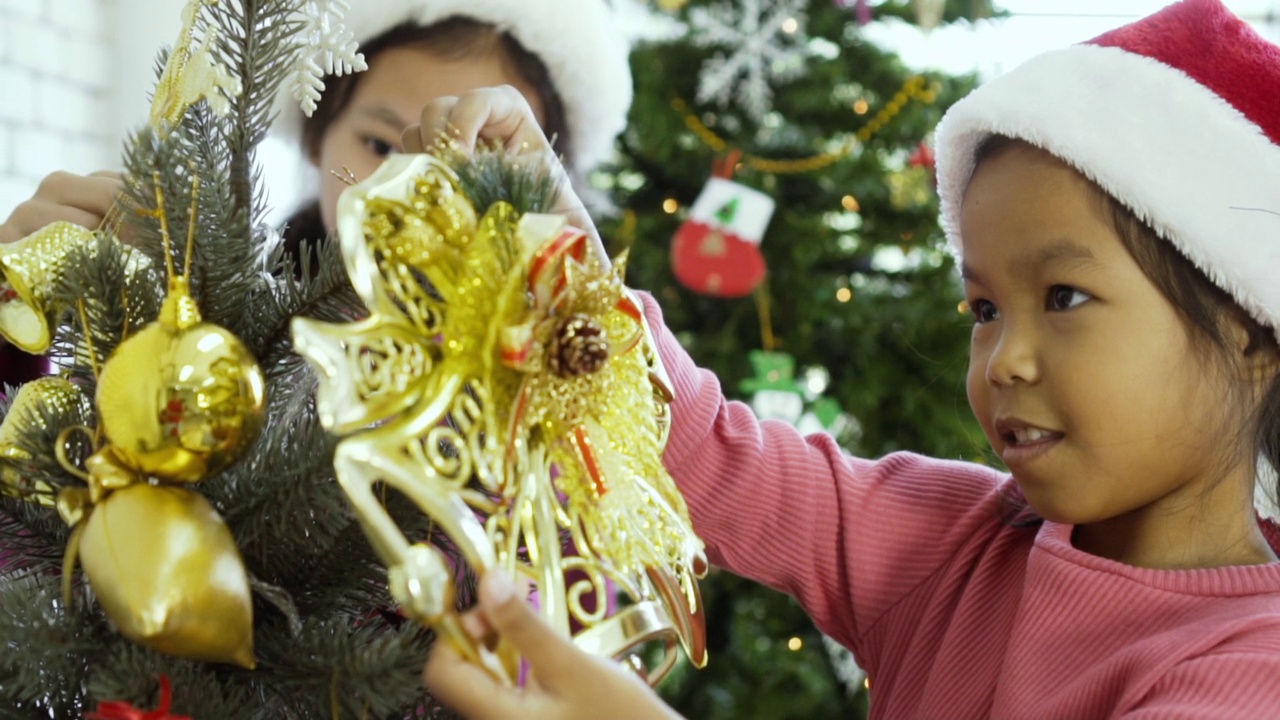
[96, 277, 266, 483]
[73, 477, 254, 668]
[150, 0, 242, 130]
[0, 377, 93, 505]
[293, 154, 707, 685]
[47, 174, 261, 668]
[0, 221, 99, 353]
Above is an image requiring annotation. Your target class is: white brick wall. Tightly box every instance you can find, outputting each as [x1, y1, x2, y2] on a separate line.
[0, 0, 116, 218]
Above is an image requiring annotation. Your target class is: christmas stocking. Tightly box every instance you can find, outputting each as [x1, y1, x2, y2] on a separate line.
[671, 177, 774, 298]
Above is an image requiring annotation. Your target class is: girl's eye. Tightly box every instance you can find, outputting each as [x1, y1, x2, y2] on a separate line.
[363, 137, 395, 157]
[1047, 285, 1091, 311]
[970, 299, 999, 324]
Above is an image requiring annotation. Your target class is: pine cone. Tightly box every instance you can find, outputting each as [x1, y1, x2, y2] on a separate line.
[550, 314, 610, 377]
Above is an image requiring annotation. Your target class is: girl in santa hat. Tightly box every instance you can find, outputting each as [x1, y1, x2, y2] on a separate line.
[413, 1, 1280, 717]
[0, 0, 632, 387]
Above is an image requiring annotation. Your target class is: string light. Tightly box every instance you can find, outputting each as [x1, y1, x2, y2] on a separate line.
[841, 195, 861, 212]
[957, 300, 970, 315]
[782, 16, 800, 33]
[662, 198, 679, 214]
[788, 637, 804, 651]
[852, 99, 870, 115]
[837, 288, 853, 303]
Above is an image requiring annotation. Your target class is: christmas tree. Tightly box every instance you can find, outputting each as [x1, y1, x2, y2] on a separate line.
[0, 2, 465, 716]
[597, 1, 996, 717]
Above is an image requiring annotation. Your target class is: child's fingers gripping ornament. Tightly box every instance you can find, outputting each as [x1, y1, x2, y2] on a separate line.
[293, 151, 708, 687]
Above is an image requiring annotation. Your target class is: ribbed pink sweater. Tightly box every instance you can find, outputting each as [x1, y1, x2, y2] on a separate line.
[646, 296, 1280, 719]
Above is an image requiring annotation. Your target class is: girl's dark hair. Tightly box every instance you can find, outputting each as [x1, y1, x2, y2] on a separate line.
[974, 135, 1280, 526]
[282, 16, 571, 251]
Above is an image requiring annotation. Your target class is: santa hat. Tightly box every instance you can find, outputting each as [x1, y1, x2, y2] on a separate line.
[935, 0, 1280, 341]
[272, 0, 633, 178]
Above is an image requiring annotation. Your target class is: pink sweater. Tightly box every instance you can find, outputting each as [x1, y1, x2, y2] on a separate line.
[646, 296, 1280, 719]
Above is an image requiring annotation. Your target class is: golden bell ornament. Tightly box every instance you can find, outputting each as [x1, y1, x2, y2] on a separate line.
[0, 377, 92, 505]
[78, 481, 255, 668]
[0, 221, 99, 353]
[95, 278, 265, 483]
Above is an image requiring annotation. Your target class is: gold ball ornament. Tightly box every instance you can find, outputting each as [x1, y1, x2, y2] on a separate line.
[95, 279, 265, 483]
[77, 479, 255, 668]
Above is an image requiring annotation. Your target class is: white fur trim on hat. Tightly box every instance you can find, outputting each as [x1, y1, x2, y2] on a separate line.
[273, 0, 633, 178]
[936, 44, 1280, 341]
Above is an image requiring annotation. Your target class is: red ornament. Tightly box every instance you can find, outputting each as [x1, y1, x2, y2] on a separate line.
[671, 156, 776, 298]
[84, 676, 192, 720]
[908, 141, 936, 172]
[909, 141, 938, 187]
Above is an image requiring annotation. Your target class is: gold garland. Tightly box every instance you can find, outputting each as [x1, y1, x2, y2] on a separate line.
[673, 74, 939, 174]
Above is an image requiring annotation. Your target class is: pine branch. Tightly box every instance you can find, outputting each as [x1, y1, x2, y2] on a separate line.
[453, 146, 562, 215]
[208, 0, 306, 224]
[0, 573, 102, 716]
[84, 644, 256, 720]
[254, 618, 452, 719]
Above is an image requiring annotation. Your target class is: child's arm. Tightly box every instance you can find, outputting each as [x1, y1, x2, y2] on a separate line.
[643, 294, 1008, 652]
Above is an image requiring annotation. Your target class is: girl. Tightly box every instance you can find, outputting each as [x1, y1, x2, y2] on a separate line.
[415, 1, 1280, 717]
[0, 0, 631, 386]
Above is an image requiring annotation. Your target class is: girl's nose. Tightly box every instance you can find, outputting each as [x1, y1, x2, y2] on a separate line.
[985, 321, 1041, 387]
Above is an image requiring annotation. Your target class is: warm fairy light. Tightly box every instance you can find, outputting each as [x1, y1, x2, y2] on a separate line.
[841, 194, 860, 212]
[837, 288, 853, 303]
[782, 17, 799, 33]
[864, 677, 871, 690]
[662, 198, 679, 214]
[957, 300, 970, 315]
[788, 637, 803, 651]
[853, 99, 870, 115]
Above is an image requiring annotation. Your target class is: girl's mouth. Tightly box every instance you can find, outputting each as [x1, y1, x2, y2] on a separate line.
[995, 420, 1064, 466]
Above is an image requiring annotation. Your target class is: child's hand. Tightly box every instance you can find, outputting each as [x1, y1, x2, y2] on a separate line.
[423, 570, 684, 720]
[401, 86, 607, 264]
[0, 170, 125, 245]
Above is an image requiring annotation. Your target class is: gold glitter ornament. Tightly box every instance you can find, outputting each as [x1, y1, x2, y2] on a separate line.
[0, 221, 100, 353]
[95, 277, 266, 483]
[294, 154, 707, 685]
[150, 0, 242, 131]
[0, 377, 92, 505]
[74, 475, 255, 668]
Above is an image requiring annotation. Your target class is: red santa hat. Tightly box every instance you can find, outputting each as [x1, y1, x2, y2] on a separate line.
[935, 0, 1280, 340]
[273, 0, 633, 179]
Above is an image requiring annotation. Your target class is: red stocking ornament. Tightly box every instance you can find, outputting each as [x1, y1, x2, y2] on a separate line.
[671, 161, 775, 298]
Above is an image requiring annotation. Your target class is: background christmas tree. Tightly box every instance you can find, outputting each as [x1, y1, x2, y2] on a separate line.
[597, 1, 998, 717]
[0, 2, 466, 717]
